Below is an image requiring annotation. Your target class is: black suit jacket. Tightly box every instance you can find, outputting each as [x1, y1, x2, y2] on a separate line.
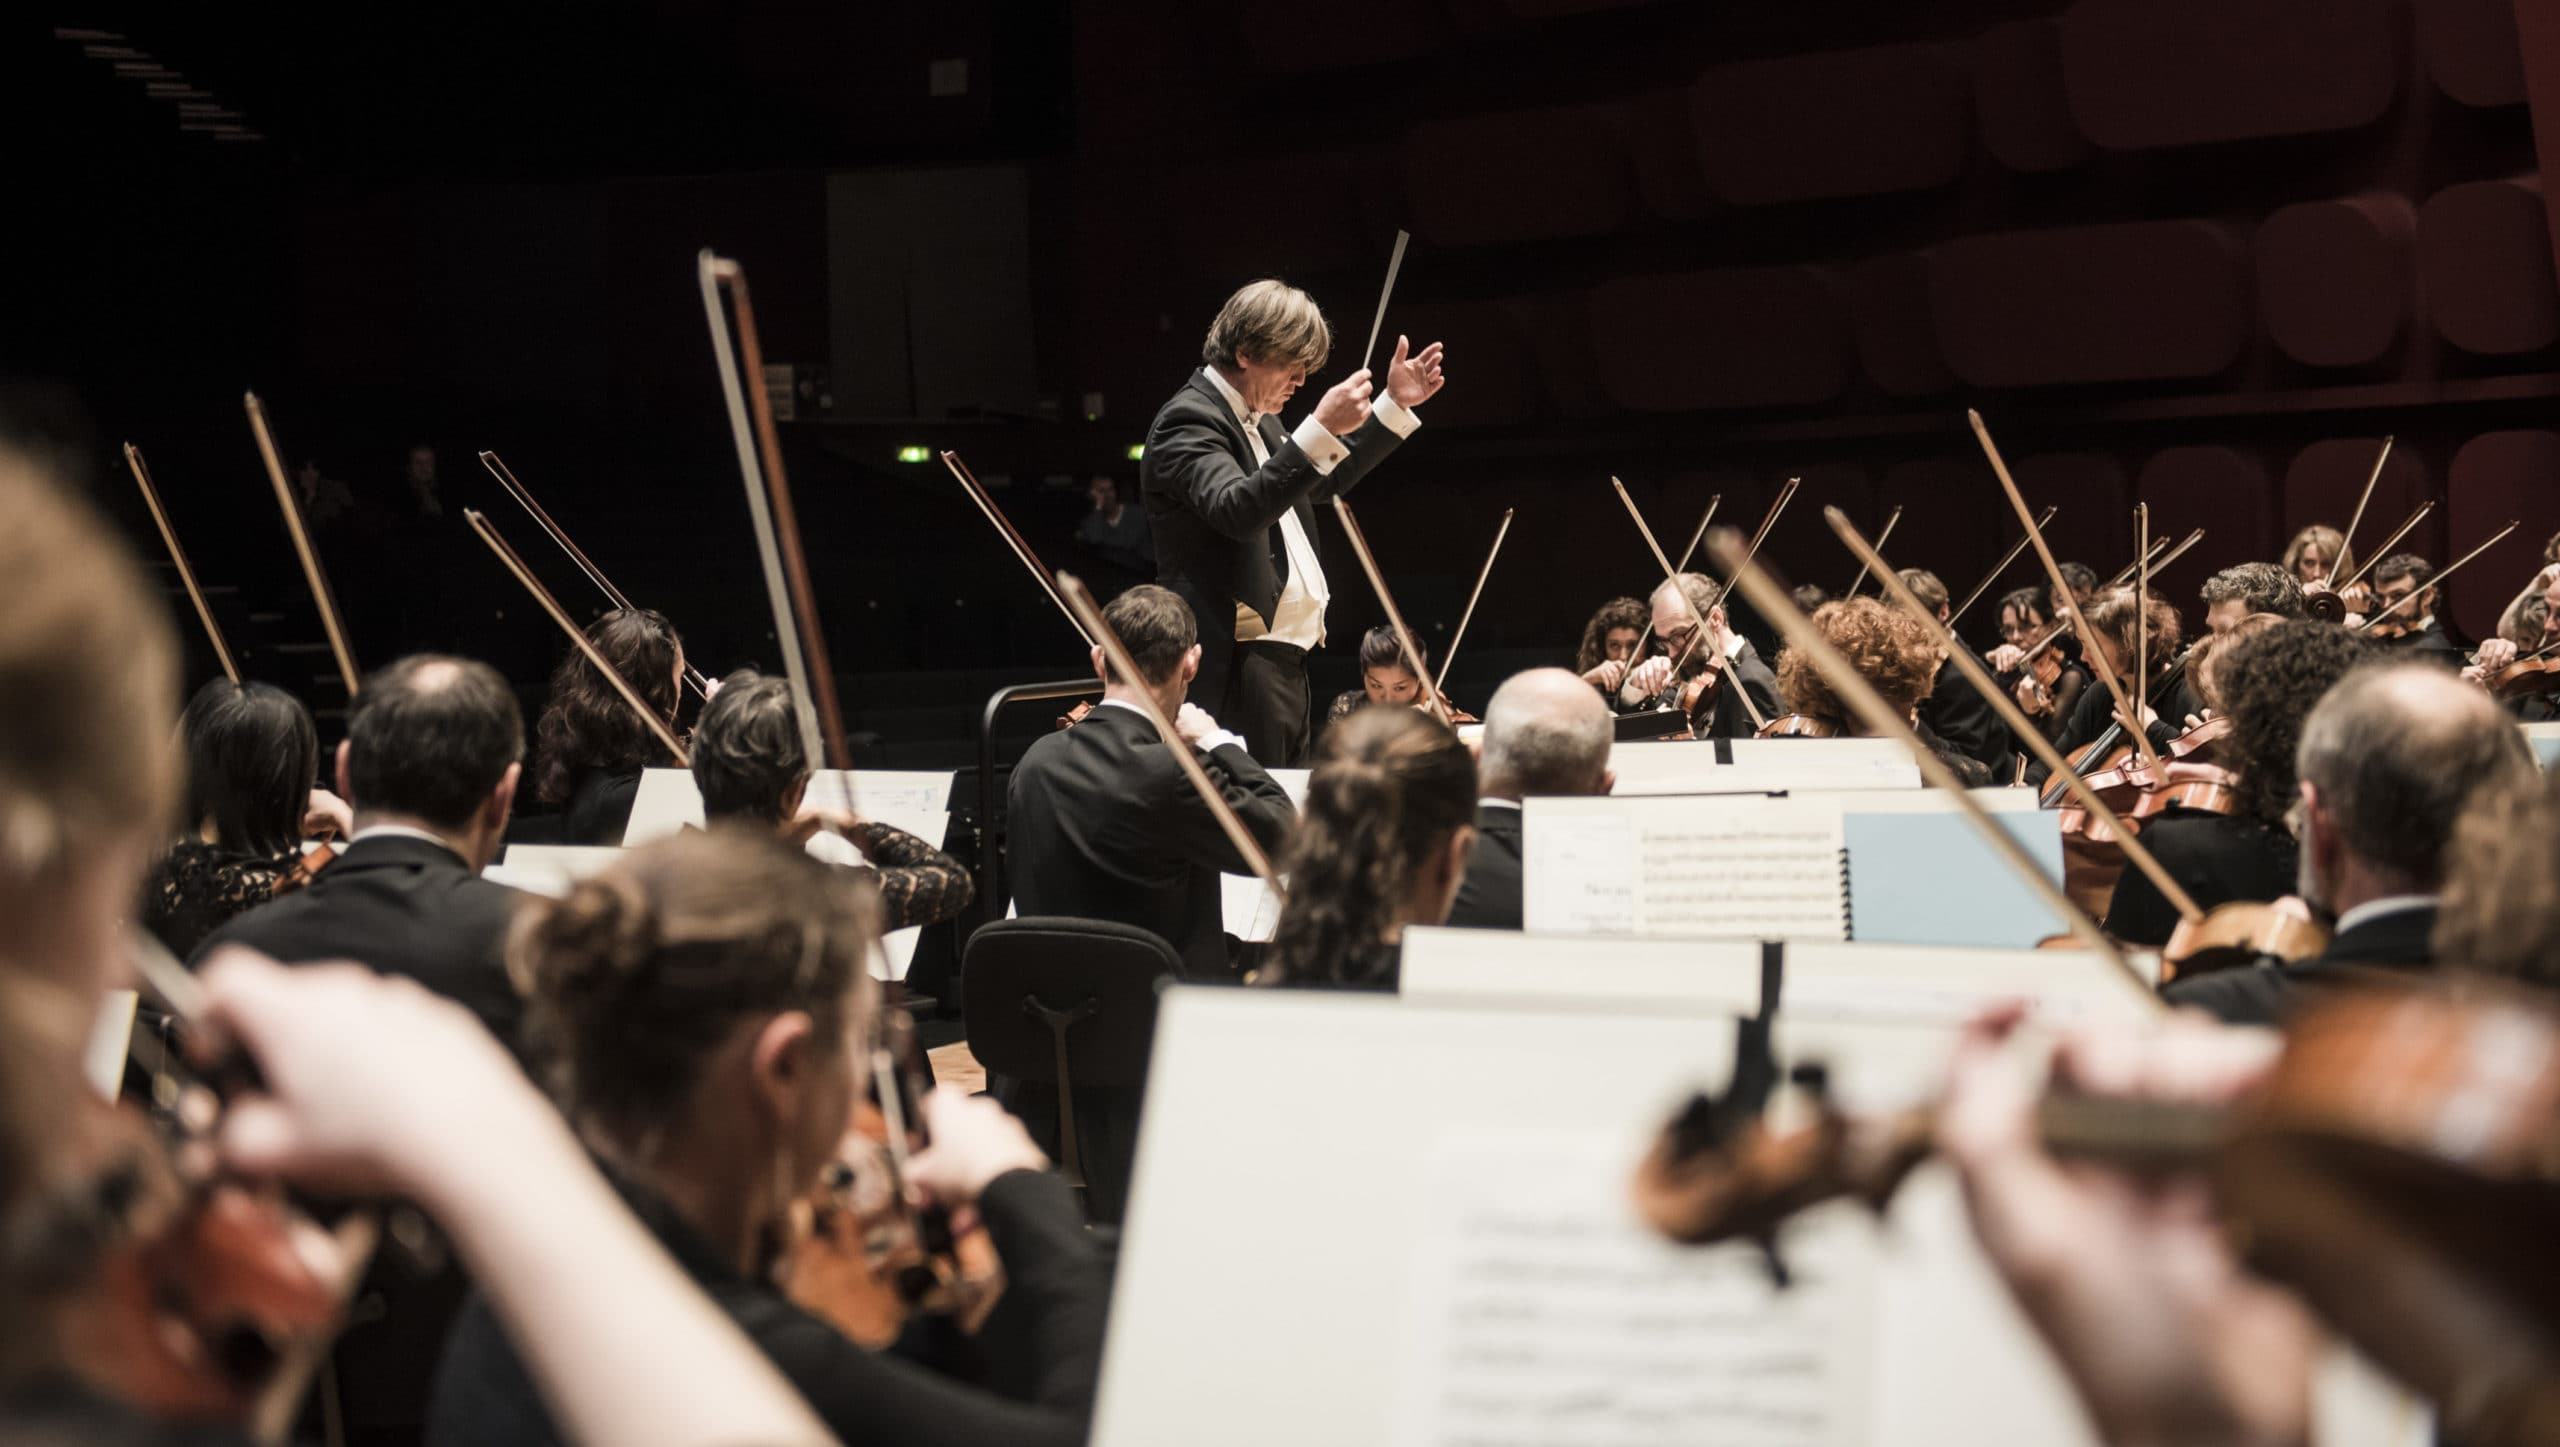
[2161, 901, 2436, 1028]
[2379, 619, 2466, 668]
[1445, 802, 1525, 930]
[1005, 705, 1297, 977]
[1700, 639, 1784, 741]
[195, 834, 527, 1051]
[1917, 644, 2009, 773]
[1141, 368, 1409, 708]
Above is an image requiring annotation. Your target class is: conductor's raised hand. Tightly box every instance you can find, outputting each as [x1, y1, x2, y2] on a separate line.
[1385, 335, 1445, 409]
[1312, 369, 1373, 437]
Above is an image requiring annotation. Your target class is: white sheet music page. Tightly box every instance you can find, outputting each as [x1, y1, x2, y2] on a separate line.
[1394, 1132, 1872, 1447]
[1525, 796, 1847, 941]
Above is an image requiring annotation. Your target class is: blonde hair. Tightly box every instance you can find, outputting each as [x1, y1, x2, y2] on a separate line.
[1202, 279, 1332, 375]
[2280, 523, 2354, 584]
[0, 450, 179, 878]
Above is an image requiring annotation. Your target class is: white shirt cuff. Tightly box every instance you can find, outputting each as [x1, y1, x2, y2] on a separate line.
[1291, 413, 1350, 475]
[1373, 392, 1422, 438]
[1197, 728, 1249, 756]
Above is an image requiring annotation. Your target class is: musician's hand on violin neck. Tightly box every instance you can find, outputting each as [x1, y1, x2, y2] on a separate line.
[194, 947, 566, 1209]
[903, 1086, 1050, 1210]
[302, 788, 353, 842]
[1939, 1010, 2314, 1447]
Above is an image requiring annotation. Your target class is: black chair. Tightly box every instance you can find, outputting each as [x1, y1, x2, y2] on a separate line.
[963, 916, 1181, 1223]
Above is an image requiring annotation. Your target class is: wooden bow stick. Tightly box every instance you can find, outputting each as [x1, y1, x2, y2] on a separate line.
[2327, 435, 2394, 591]
[479, 450, 710, 699]
[466, 510, 687, 765]
[2141, 528, 2206, 586]
[1057, 572, 1279, 886]
[1947, 504, 2060, 628]
[700, 251, 847, 770]
[1361, 229, 1411, 378]
[1615, 476, 1786, 730]
[1834, 506, 2204, 947]
[1969, 410, 2165, 781]
[1432, 508, 1513, 699]
[1844, 504, 1903, 597]
[1611, 491, 1720, 676]
[2134, 502, 2150, 736]
[1712, 524, 2139, 983]
[1329, 497, 1452, 726]
[126, 443, 241, 685]
[2329, 501, 2438, 603]
[939, 450, 1095, 648]
[244, 394, 360, 698]
[2350, 520, 2523, 635]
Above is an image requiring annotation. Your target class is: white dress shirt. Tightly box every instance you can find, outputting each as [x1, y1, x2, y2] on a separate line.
[1200, 366, 1419, 649]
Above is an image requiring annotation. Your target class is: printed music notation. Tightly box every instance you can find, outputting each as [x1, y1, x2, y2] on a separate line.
[1524, 798, 1849, 941]
[1394, 1135, 1871, 1447]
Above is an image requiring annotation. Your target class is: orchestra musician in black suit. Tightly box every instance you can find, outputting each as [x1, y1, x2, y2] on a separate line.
[1448, 668, 1616, 932]
[1140, 279, 1445, 766]
[1613, 573, 1782, 740]
[2364, 554, 2467, 665]
[1004, 584, 1297, 979]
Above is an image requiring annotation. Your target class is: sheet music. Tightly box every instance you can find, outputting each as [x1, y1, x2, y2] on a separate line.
[1525, 797, 1847, 941]
[1394, 1134, 1871, 1447]
[1219, 768, 1305, 942]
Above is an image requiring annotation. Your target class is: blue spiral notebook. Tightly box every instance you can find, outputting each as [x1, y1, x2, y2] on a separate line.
[1842, 809, 2068, 949]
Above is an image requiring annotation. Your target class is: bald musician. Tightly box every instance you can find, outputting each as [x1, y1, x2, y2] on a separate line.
[1446, 668, 1615, 931]
[1141, 279, 1445, 766]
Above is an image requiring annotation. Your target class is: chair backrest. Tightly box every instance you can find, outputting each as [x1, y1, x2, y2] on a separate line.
[962, 916, 1182, 1089]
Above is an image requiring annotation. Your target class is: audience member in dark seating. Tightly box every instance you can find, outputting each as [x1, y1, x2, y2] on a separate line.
[529, 608, 687, 846]
[141, 679, 351, 956]
[2164, 662, 2537, 1025]
[688, 669, 972, 930]
[1446, 669, 1612, 932]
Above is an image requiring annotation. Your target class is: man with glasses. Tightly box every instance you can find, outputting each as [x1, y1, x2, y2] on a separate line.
[1615, 573, 1781, 739]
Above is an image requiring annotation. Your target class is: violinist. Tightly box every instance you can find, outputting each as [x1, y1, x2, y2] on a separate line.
[2465, 566, 2560, 720]
[527, 607, 689, 846]
[1325, 623, 1430, 730]
[1896, 568, 2010, 776]
[1573, 596, 1650, 701]
[691, 670, 974, 930]
[1256, 706, 1476, 990]
[1770, 599, 1992, 786]
[427, 828, 1111, 1447]
[1985, 585, 2085, 741]
[1445, 669, 1615, 932]
[2103, 621, 2366, 948]
[2033, 586, 2184, 779]
[2362, 553, 2464, 663]
[141, 680, 352, 957]
[0, 449, 837, 1447]
[2489, 530, 2558, 645]
[2279, 522, 2355, 594]
[2163, 662, 2538, 1025]
[2048, 560, 2097, 619]
[2197, 561, 2303, 637]
[1615, 573, 1782, 738]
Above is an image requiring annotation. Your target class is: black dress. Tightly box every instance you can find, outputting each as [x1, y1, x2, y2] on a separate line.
[560, 767, 644, 846]
[140, 840, 301, 957]
[425, 1170, 1110, 1447]
[2102, 809, 2297, 948]
[841, 820, 976, 931]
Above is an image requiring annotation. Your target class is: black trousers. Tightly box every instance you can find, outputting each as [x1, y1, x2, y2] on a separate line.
[1223, 639, 1310, 766]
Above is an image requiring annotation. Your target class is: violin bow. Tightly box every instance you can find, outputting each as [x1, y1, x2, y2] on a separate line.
[1612, 491, 1721, 679]
[1329, 497, 1453, 726]
[938, 450, 1096, 648]
[1843, 504, 1902, 598]
[125, 443, 241, 685]
[1947, 504, 2059, 629]
[1360, 228, 1411, 379]
[2329, 501, 2438, 602]
[244, 394, 361, 698]
[2140, 528, 2206, 587]
[478, 450, 711, 699]
[1614, 478, 1770, 730]
[2134, 501, 2150, 735]
[1969, 411, 2167, 781]
[1834, 507, 2206, 944]
[466, 510, 688, 765]
[700, 252, 849, 770]
[2008, 529, 2196, 667]
[2350, 520, 2523, 635]
[1432, 507, 1514, 700]
[1712, 525, 2139, 982]
[2326, 435, 2394, 591]
[1057, 572, 1280, 886]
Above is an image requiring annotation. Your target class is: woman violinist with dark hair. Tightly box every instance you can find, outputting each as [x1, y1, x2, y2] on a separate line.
[1574, 597, 1651, 701]
[1259, 706, 1478, 990]
[528, 607, 687, 845]
[140, 679, 350, 956]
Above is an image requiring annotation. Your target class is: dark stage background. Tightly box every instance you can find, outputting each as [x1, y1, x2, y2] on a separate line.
[10, 0, 2560, 767]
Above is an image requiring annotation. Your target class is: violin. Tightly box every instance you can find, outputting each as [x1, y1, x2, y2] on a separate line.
[272, 840, 337, 898]
[1631, 977, 2560, 1447]
[1056, 700, 1095, 730]
[1754, 712, 1839, 740]
[2485, 649, 2560, 702]
[2159, 894, 2330, 983]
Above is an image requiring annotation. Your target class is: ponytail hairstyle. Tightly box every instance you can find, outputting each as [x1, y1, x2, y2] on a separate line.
[531, 607, 683, 806]
[509, 827, 876, 1156]
[1263, 707, 1476, 988]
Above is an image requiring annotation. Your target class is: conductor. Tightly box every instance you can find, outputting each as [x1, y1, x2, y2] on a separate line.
[1140, 279, 1445, 765]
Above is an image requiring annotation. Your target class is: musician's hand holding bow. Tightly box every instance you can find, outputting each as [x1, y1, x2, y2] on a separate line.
[1583, 659, 1629, 694]
[1939, 1007, 2317, 1447]
[904, 1086, 1050, 1218]
[1623, 655, 1676, 701]
[1986, 644, 2028, 674]
[303, 788, 353, 842]
[2463, 637, 2520, 687]
[1173, 702, 1225, 750]
[1383, 335, 1445, 410]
